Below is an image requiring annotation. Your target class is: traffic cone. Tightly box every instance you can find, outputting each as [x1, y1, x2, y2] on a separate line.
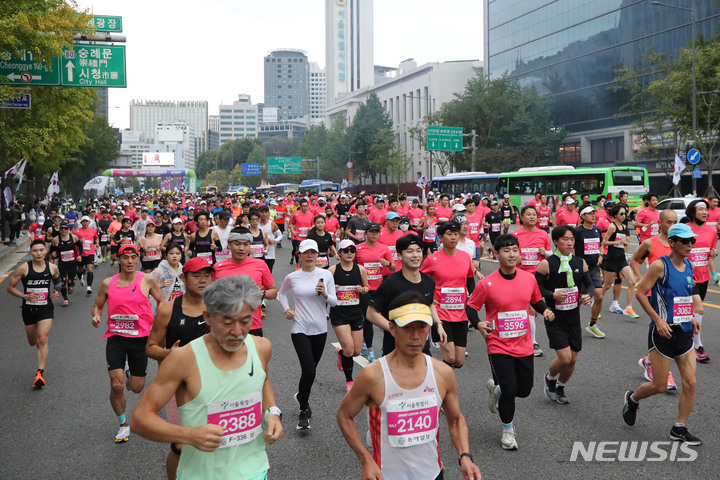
[515, 215, 521, 226]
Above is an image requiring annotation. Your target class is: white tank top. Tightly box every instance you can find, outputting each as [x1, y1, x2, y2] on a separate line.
[369, 355, 442, 480]
[258, 221, 276, 260]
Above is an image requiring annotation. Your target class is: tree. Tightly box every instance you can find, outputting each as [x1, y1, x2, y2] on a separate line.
[351, 93, 393, 183]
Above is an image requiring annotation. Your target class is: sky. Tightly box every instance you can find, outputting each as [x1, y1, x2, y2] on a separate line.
[75, 0, 484, 129]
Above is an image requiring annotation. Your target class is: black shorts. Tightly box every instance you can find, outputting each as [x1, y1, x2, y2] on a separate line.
[601, 255, 628, 274]
[80, 255, 94, 266]
[99, 236, 110, 246]
[22, 306, 54, 325]
[250, 328, 263, 337]
[544, 316, 582, 352]
[276, 223, 285, 233]
[330, 313, 363, 330]
[110, 245, 119, 255]
[441, 320, 469, 348]
[692, 281, 708, 301]
[588, 266, 602, 289]
[292, 239, 301, 253]
[648, 326, 694, 359]
[106, 335, 149, 377]
[141, 259, 161, 271]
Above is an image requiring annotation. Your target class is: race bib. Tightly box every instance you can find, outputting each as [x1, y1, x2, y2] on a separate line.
[503, 210, 510, 218]
[386, 396, 438, 448]
[690, 247, 709, 267]
[491, 223, 501, 232]
[26, 287, 49, 306]
[613, 233, 626, 248]
[82, 239, 93, 253]
[61, 250, 75, 262]
[337, 285, 360, 306]
[355, 229, 366, 241]
[364, 262, 383, 281]
[650, 224, 660, 236]
[538, 216, 549, 227]
[108, 314, 139, 336]
[250, 244, 264, 258]
[197, 251, 214, 262]
[497, 310, 528, 338]
[423, 227, 436, 243]
[437, 217, 449, 223]
[101, 234, 109, 242]
[555, 286, 579, 311]
[584, 238, 601, 255]
[411, 217, 420, 226]
[439, 287, 466, 310]
[469, 223, 479, 235]
[520, 248, 542, 266]
[340, 215, 347, 222]
[207, 392, 262, 449]
[142, 248, 158, 260]
[315, 255, 329, 268]
[298, 227, 309, 239]
[276, 211, 284, 219]
[671, 296, 693, 324]
[388, 245, 399, 261]
[216, 249, 231, 262]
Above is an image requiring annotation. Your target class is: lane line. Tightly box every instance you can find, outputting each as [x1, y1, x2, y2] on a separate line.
[331, 341, 370, 369]
[0, 270, 12, 285]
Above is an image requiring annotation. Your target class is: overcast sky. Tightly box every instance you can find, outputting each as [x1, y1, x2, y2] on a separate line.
[75, 0, 484, 129]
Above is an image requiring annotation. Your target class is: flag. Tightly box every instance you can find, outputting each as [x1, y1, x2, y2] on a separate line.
[15, 159, 27, 188]
[47, 172, 60, 199]
[84, 175, 109, 192]
[341, 179, 348, 189]
[5, 158, 25, 179]
[416, 175, 428, 189]
[672, 154, 684, 185]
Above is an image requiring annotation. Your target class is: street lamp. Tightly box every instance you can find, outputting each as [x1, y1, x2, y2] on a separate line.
[651, 0, 697, 193]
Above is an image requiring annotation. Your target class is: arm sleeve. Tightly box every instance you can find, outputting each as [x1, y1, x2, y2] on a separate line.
[273, 228, 283, 243]
[465, 276, 481, 328]
[324, 272, 337, 308]
[530, 299, 548, 313]
[581, 269, 595, 297]
[278, 276, 292, 311]
[534, 270, 555, 299]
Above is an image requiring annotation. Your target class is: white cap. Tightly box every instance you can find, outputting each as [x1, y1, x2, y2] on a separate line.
[172, 218, 183, 224]
[565, 198, 576, 204]
[337, 239, 355, 250]
[452, 204, 467, 212]
[298, 239, 319, 253]
[80, 215, 91, 222]
[570, 189, 578, 195]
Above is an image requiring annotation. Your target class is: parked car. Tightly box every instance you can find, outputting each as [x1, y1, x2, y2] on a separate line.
[656, 196, 696, 223]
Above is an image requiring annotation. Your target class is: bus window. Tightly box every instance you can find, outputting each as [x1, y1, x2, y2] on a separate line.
[612, 170, 645, 186]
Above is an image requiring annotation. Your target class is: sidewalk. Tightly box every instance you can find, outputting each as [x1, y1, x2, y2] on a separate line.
[0, 234, 30, 263]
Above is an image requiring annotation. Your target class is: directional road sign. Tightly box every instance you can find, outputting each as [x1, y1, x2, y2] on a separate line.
[0, 49, 60, 86]
[61, 45, 126, 87]
[87, 15, 123, 32]
[0, 93, 31, 109]
[688, 148, 701, 165]
[241, 163, 261, 175]
[427, 126, 463, 151]
[268, 157, 302, 174]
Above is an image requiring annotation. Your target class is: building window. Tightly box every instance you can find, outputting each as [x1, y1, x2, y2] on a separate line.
[559, 142, 581, 164]
[590, 137, 623, 164]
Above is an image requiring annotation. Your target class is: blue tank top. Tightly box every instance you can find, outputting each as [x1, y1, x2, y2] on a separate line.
[649, 256, 694, 333]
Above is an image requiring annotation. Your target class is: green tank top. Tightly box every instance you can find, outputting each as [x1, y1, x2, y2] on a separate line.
[177, 335, 269, 480]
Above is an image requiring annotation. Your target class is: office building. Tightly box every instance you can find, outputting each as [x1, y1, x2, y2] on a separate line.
[263, 50, 309, 121]
[129, 99, 209, 157]
[485, 0, 720, 168]
[154, 122, 196, 170]
[118, 130, 150, 169]
[218, 94, 260, 145]
[325, 0, 374, 109]
[309, 62, 327, 125]
[326, 59, 481, 181]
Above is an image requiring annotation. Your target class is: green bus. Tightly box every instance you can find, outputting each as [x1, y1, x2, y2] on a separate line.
[498, 166, 649, 209]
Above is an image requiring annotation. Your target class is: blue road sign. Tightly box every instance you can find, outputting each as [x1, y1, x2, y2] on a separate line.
[0, 94, 30, 109]
[692, 166, 702, 179]
[241, 163, 261, 175]
[688, 148, 701, 165]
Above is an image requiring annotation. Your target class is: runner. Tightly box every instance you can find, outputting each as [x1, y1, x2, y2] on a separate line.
[554, 198, 579, 227]
[98, 209, 113, 263]
[500, 194, 515, 233]
[213, 227, 277, 337]
[574, 204, 606, 338]
[418, 204, 439, 255]
[91, 244, 164, 443]
[131, 275, 282, 479]
[484, 201, 504, 261]
[378, 212, 405, 273]
[535, 225, 594, 404]
[622, 224, 702, 445]
[152, 243, 186, 303]
[600, 204, 639, 318]
[421, 221, 476, 368]
[345, 202, 370, 245]
[468, 234, 554, 450]
[288, 199, 315, 265]
[6, 240, 62, 389]
[212, 210, 233, 264]
[258, 205, 282, 273]
[307, 215, 336, 269]
[189, 211, 220, 264]
[146, 256, 214, 479]
[161, 218, 189, 263]
[75, 216, 99, 295]
[278, 239, 338, 430]
[139, 218, 162, 273]
[51, 221, 80, 306]
[337, 291, 482, 480]
[537, 194, 552, 233]
[634, 193, 660, 243]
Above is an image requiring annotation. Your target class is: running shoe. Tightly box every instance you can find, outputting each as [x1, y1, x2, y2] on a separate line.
[115, 423, 130, 443]
[544, 375, 557, 402]
[667, 372, 677, 391]
[367, 350, 376, 363]
[608, 303, 622, 314]
[86, 286, 92, 296]
[33, 370, 45, 389]
[80, 278, 85, 287]
[585, 324, 606, 339]
[68, 284, 74, 295]
[486, 379, 499, 414]
[669, 426, 702, 446]
[555, 385, 569, 404]
[336, 348, 344, 372]
[361, 342, 368, 356]
[622, 390, 638, 426]
[262, 299, 266, 310]
[695, 347, 710, 363]
[293, 392, 312, 418]
[62, 299, 69, 307]
[623, 307, 639, 318]
[638, 356, 653, 381]
[346, 381, 354, 392]
[501, 427, 518, 450]
[533, 344, 543, 357]
[297, 409, 311, 430]
[289, 258, 294, 265]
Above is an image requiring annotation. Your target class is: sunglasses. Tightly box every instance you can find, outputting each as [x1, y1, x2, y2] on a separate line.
[340, 247, 357, 254]
[60, 227, 69, 230]
[674, 237, 696, 245]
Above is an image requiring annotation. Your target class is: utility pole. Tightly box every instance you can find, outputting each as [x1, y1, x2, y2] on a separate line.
[463, 129, 478, 171]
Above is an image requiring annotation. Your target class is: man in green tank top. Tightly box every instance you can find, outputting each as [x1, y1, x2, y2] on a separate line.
[131, 276, 283, 480]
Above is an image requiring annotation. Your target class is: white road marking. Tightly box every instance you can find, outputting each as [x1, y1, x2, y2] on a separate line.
[331, 341, 370, 368]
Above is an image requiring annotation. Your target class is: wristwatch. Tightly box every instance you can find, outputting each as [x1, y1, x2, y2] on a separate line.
[458, 452, 473, 465]
[264, 406, 282, 422]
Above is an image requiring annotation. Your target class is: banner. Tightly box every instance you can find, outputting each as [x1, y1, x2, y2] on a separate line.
[673, 154, 684, 185]
[47, 172, 60, 199]
[84, 175, 109, 192]
[5, 159, 24, 178]
[15, 159, 27, 188]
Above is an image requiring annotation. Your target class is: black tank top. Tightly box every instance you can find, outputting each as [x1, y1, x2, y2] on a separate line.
[170, 232, 186, 250]
[329, 263, 363, 320]
[193, 229, 215, 263]
[57, 235, 76, 262]
[607, 222, 629, 261]
[544, 254, 584, 319]
[250, 230, 264, 258]
[165, 295, 209, 347]
[22, 261, 53, 309]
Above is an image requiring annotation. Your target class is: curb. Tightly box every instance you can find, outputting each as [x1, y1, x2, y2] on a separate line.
[0, 235, 31, 263]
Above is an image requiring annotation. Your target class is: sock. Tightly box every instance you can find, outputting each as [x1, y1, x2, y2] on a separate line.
[502, 422, 514, 431]
[629, 393, 639, 405]
[87, 272, 94, 287]
[547, 372, 558, 381]
[530, 316, 537, 344]
[118, 413, 126, 425]
[589, 318, 597, 326]
[674, 422, 686, 428]
[556, 380, 565, 387]
[341, 353, 354, 382]
[693, 314, 703, 349]
[37, 368, 44, 374]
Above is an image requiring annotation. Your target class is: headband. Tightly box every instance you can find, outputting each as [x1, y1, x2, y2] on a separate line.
[228, 232, 253, 243]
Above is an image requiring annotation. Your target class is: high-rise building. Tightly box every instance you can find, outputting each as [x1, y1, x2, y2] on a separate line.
[154, 123, 196, 170]
[94, 87, 109, 119]
[129, 100, 209, 157]
[485, 1, 720, 168]
[309, 62, 327, 125]
[119, 130, 149, 169]
[263, 50, 309, 121]
[218, 94, 260, 145]
[208, 115, 220, 132]
[325, 0, 374, 109]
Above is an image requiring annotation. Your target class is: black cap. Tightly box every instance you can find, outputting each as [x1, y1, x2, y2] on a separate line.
[437, 221, 461, 235]
[367, 222, 381, 231]
[399, 215, 410, 224]
[217, 211, 231, 220]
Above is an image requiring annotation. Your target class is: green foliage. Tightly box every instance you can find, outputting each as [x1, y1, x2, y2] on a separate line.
[351, 93, 393, 182]
[195, 138, 261, 179]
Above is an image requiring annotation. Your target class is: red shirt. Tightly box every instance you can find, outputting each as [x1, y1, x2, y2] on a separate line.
[75, 227, 98, 256]
[29, 222, 45, 241]
[468, 269, 542, 357]
[274, 205, 288, 224]
[421, 249, 474, 323]
[289, 210, 315, 240]
[213, 257, 275, 330]
[707, 206, 720, 228]
[408, 207, 425, 227]
[466, 211, 484, 246]
[512, 228, 552, 273]
[325, 215, 341, 241]
[355, 242, 393, 291]
[595, 210, 611, 233]
[396, 203, 411, 216]
[537, 205, 551, 229]
[434, 206, 453, 223]
[368, 208, 388, 226]
[378, 227, 406, 273]
[689, 223, 718, 284]
[555, 208, 579, 227]
[636, 208, 660, 242]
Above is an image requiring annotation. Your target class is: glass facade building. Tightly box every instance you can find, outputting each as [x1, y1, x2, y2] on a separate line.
[264, 50, 309, 122]
[485, 0, 720, 166]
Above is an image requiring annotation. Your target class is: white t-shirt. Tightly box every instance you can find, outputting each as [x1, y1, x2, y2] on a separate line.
[457, 237, 476, 261]
[278, 268, 337, 335]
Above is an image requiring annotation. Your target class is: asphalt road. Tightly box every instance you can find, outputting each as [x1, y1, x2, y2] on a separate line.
[0, 233, 718, 479]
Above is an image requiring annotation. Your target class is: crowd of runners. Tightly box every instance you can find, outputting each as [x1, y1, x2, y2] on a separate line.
[8, 187, 718, 479]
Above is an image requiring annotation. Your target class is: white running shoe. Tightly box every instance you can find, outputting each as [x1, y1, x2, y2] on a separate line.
[501, 427, 518, 450]
[115, 424, 130, 443]
[486, 379, 499, 414]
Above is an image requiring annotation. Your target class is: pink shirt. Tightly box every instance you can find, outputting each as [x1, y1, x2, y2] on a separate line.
[289, 210, 315, 240]
[555, 209, 579, 227]
[355, 242, 394, 291]
[421, 249, 474, 323]
[434, 206, 453, 223]
[378, 227, 406, 273]
[466, 211, 484, 246]
[537, 205, 551, 229]
[689, 223, 718, 284]
[213, 257, 275, 330]
[636, 208, 660, 242]
[512, 228, 552, 273]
